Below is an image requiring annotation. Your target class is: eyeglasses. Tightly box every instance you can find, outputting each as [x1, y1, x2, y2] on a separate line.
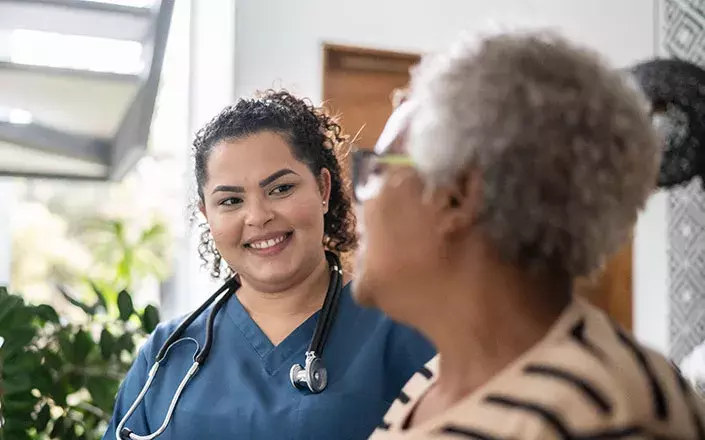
[351, 148, 415, 203]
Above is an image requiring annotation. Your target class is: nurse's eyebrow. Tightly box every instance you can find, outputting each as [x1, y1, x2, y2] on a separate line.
[211, 169, 298, 194]
[259, 168, 298, 187]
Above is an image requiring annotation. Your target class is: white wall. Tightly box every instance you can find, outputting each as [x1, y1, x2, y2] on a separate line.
[0, 178, 15, 287]
[166, 0, 237, 318]
[234, 0, 657, 101]
[634, 191, 669, 354]
[229, 0, 669, 352]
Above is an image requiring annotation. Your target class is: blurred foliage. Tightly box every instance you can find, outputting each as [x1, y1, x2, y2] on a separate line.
[12, 209, 170, 321]
[74, 217, 170, 308]
[0, 285, 159, 440]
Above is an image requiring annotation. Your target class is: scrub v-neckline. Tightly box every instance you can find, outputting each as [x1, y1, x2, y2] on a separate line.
[224, 292, 321, 375]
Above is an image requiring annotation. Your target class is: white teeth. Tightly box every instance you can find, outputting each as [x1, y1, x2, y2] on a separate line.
[249, 234, 287, 250]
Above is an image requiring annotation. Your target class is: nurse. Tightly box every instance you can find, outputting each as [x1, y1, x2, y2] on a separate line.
[103, 89, 435, 440]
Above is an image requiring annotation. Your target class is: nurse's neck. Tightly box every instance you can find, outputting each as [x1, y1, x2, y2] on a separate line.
[236, 252, 331, 346]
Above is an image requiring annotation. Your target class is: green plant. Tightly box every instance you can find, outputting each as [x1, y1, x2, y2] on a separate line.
[0, 284, 159, 440]
[79, 218, 169, 296]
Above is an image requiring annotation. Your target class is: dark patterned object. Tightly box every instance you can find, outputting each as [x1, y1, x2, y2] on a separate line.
[629, 58, 705, 189]
[664, 0, 705, 66]
[661, 0, 705, 365]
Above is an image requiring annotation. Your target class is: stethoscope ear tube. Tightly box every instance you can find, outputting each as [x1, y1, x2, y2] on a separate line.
[156, 276, 239, 362]
[289, 251, 344, 393]
[308, 252, 344, 356]
[196, 282, 237, 363]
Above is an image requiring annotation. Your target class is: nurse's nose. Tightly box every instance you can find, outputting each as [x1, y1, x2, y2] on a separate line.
[244, 197, 274, 227]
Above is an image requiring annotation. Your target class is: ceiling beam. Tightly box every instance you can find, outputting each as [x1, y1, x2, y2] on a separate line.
[110, 0, 174, 180]
[0, 0, 153, 18]
[0, 121, 110, 165]
[0, 170, 107, 180]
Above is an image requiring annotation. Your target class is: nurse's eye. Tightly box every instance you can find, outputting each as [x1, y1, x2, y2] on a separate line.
[219, 197, 243, 206]
[270, 184, 295, 196]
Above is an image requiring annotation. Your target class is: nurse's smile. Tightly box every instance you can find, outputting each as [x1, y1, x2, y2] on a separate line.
[243, 230, 294, 256]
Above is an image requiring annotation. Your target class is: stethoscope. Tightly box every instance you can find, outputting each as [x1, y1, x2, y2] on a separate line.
[116, 251, 344, 440]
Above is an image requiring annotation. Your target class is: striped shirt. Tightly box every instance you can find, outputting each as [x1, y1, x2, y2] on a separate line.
[370, 298, 705, 439]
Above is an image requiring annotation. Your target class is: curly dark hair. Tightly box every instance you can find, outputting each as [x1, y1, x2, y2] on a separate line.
[192, 89, 357, 278]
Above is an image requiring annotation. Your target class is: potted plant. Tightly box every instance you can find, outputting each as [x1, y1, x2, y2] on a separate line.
[0, 284, 159, 440]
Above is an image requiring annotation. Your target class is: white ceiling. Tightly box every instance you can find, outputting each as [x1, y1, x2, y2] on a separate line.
[0, 1, 152, 42]
[0, 65, 139, 138]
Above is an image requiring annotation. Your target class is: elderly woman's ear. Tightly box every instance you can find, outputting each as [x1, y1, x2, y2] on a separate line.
[435, 170, 483, 238]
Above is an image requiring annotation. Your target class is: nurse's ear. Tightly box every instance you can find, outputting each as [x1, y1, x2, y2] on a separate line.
[317, 168, 332, 214]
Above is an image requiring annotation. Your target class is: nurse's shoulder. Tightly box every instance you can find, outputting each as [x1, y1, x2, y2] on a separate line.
[137, 311, 198, 364]
[340, 283, 435, 393]
[101, 309, 208, 440]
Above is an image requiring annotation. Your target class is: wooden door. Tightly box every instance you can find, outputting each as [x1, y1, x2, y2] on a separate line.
[322, 44, 420, 150]
[574, 239, 633, 331]
[322, 44, 420, 276]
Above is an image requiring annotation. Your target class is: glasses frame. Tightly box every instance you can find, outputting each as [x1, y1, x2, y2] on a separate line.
[350, 148, 415, 203]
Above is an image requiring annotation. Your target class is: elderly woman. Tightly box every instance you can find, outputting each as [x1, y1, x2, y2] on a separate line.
[352, 32, 705, 439]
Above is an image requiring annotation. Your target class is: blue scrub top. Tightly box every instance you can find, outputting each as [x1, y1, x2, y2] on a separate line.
[103, 283, 434, 440]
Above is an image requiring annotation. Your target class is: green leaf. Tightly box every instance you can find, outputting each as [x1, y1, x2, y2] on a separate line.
[1, 426, 32, 440]
[0, 299, 33, 336]
[47, 376, 69, 407]
[115, 333, 135, 355]
[56, 284, 97, 316]
[33, 304, 60, 324]
[0, 295, 23, 326]
[66, 371, 85, 391]
[58, 332, 75, 364]
[99, 329, 116, 360]
[116, 290, 134, 322]
[2, 351, 39, 376]
[2, 372, 32, 395]
[49, 415, 68, 439]
[73, 329, 94, 364]
[139, 223, 166, 245]
[63, 424, 80, 440]
[117, 255, 132, 285]
[141, 305, 160, 334]
[2, 419, 34, 438]
[89, 282, 108, 313]
[34, 403, 51, 432]
[30, 367, 54, 397]
[42, 350, 63, 371]
[0, 329, 36, 358]
[2, 390, 36, 413]
[112, 219, 125, 240]
[87, 375, 119, 411]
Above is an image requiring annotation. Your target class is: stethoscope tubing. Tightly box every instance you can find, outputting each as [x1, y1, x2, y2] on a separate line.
[116, 251, 343, 440]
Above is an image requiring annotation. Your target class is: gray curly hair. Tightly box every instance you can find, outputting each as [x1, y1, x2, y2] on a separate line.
[406, 31, 662, 278]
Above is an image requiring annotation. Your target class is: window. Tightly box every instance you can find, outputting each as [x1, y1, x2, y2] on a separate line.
[9, 29, 143, 75]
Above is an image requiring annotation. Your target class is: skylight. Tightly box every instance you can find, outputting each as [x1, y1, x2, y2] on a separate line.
[81, 0, 156, 7]
[0, 108, 33, 125]
[9, 29, 144, 75]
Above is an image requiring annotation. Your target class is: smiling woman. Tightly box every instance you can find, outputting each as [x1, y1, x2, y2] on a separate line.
[102, 89, 435, 440]
[199, 131, 337, 294]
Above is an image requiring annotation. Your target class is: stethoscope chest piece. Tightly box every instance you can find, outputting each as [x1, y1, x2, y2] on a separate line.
[290, 352, 328, 393]
[116, 252, 344, 440]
